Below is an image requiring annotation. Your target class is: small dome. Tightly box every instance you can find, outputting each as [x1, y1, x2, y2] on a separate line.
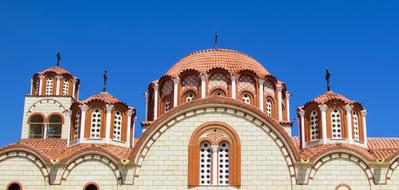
[81, 92, 126, 105]
[39, 66, 74, 76]
[166, 49, 270, 77]
[304, 91, 363, 109]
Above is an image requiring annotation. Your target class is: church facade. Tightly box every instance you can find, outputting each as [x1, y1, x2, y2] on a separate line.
[1, 48, 399, 190]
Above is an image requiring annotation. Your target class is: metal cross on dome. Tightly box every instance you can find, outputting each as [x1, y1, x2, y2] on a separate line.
[56, 52, 61, 66]
[103, 69, 108, 92]
[326, 68, 331, 91]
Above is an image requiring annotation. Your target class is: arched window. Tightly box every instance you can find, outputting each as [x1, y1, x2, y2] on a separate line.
[7, 182, 22, 190]
[188, 122, 240, 187]
[29, 114, 45, 138]
[310, 110, 319, 141]
[74, 111, 81, 140]
[185, 92, 195, 102]
[266, 99, 273, 116]
[335, 184, 352, 190]
[45, 78, 53, 95]
[213, 89, 226, 97]
[62, 80, 69, 96]
[84, 183, 99, 190]
[164, 98, 171, 112]
[90, 108, 102, 138]
[242, 93, 251, 104]
[113, 111, 122, 141]
[353, 112, 360, 141]
[48, 114, 62, 138]
[331, 108, 342, 139]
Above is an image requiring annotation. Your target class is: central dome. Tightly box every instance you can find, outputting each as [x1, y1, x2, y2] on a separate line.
[166, 49, 270, 77]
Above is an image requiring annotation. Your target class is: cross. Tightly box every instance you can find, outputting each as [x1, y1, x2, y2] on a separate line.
[56, 52, 61, 66]
[103, 69, 108, 92]
[214, 32, 218, 49]
[326, 68, 331, 91]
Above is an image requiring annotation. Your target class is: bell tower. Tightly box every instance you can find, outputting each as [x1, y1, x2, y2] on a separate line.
[20, 53, 80, 140]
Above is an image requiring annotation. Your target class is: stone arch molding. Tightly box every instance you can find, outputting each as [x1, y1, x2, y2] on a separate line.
[26, 98, 67, 115]
[61, 152, 123, 185]
[0, 149, 50, 183]
[131, 101, 299, 185]
[385, 154, 399, 184]
[307, 151, 374, 185]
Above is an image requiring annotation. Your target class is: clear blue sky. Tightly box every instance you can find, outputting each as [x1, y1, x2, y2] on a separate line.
[0, 1, 398, 146]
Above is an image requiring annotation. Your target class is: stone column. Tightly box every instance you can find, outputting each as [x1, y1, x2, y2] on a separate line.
[79, 104, 88, 142]
[231, 75, 237, 99]
[200, 74, 208, 99]
[173, 77, 179, 107]
[277, 84, 283, 121]
[144, 92, 148, 121]
[361, 110, 368, 147]
[319, 104, 328, 144]
[126, 109, 133, 146]
[344, 105, 353, 144]
[105, 104, 114, 143]
[153, 82, 159, 120]
[72, 79, 78, 100]
[299, 109, 306, 148]
[211, 145, 219, 185]
[38, 75, 44, 95]
[43, 123, 48, 139]
[55, 75, 61, 96]
[30, 78, 34, 95]
[65, 110, 71, 146]
[258, 79, 264, 111]
[286, 93, 291, 121]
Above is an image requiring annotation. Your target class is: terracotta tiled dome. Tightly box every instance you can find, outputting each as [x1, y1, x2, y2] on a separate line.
[81, 92, 126, 105]
[166, 49, 270, 77]
[39, 66, 73, 76]
[304, 91, 363, 108]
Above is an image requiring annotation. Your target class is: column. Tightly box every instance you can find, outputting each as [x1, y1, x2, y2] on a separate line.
[38, 75, 44, 95]
[30, 78, 34, 95]
[361, 110, 368, 147]
[319, 104, 328, 144]
[144, 92, 149, 121]
[43, 124, 48, 139]
[72, 79, 78, 100]
[126, 109, 133, 147]
[200, 74, 207, 99]
[79, 104, 88, 142]
[153, 82, 159, 120]
[258, 79, 264, 111]
[65, 110, 71, 146]
[132, 117, 137, 147]
[211, 145, 219, 185]
[55, 75, 61, 96]
[344, 105, 353, 144]
[105, 104, 114, 143]
[298, 109, 305, 148]
[231, 75, 237, 99]
[277, 84, 283, 121]
[286, 93, 291, 121]
[173, 77, 179, 107]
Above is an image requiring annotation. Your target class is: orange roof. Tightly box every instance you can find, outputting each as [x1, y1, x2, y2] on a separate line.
[303, 91, 363, 108]
[81, 92, 126, 105]
[39, 66, 73, 76]
[166, 49, 270, 77]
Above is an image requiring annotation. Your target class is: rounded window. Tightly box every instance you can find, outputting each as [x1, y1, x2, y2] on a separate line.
[7, 182, 22, 190]
[48, 114, 62, 138]
[213, 89, 225, 97]
[84, 183, 99, 190]
[242, 93, 251, 104]
[185, 92, 195, 102]
[165, 98, 171, 112]
[29, 114, 45, 138]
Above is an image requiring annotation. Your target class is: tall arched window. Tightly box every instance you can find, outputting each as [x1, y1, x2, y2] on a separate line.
[48, 114, 62, 138]
[90, 108, 102, 138]
[113, 111, 122, 141]
[29, 114, 45, 138]
[331, 108, 342, 139]
[353, 112, 360, 141]
[62, 80, 69, 96]
[266, 99, 273, 117]
[188, 122, 240, 187]
[45, 78, 53, 95]
[310, 110, 319, 141]
[7, 182, 22, 190]
[74, 111, 81, 140]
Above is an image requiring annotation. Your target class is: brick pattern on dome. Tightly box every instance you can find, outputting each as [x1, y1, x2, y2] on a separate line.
[238, 75, 256, 92]
[304, 91, 363, 108]
[166, 49, 270, 77]
[39, 66, 72, 76]
[81, 92, 125, 105]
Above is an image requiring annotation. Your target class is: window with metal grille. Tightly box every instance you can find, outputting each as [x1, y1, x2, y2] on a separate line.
[113, 111, 122, 141]
[165, 99, 171, 112]
[242, 93, 251, 104]
[90, 108, 102, 138]
[218, 142, 230, 185]
[45, 79, 53, 95]
[199, 142, 211, 185]
[266, 99, 272, 116]
[186, 92, 195, 102]
[74, 111, 80, 140]
[331, 108, 342, 139]
[62, 80, 69, 96]
[310, 110, 319, 140]
[353, 112, 360, 141]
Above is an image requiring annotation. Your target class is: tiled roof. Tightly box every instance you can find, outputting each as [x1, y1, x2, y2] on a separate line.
[81, 92, 125, 105]
[166, 49, 270, 77]
[39, 66, 72, 76]
[303, 91, 363, 109]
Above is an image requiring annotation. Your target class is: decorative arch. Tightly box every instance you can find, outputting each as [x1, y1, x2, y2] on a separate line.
[385, 154, 399, 184]
[188, 121, 241, 186]
[27, 112, 47, 123]
[47, 112, 65, 124]
[307, 151, 374, 185]
[26, 99, 67, 116]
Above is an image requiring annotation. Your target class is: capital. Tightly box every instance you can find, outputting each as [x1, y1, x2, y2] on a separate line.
[172, 77, 179, 84]
[73, 78, 78, 84]
[106, 104, 114, 112]
[230, 75, 238, 81]
[361, 110, 368, 117]
[128, 109, 134, 117]
[211, 145, 219, 153]
[298, 109, 305, 117]
[81, 104, 89, 112]
[344, 105, 353, 112]
[277, 83, 283, 91]
[258, 78, 265, 85]
[144, 91, 148, 97]
[55, 75, 62, 80]
[319, 104, 328, 112]
[39, 75, 45, 80]
[153, 81, 159, 88]
[200, 74, 208, 80]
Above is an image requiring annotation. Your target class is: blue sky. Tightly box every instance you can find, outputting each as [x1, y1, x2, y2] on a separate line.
[0, 1, 398, 146]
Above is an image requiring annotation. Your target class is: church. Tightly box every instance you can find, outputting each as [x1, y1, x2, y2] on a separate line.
[1, 48, 399, 190]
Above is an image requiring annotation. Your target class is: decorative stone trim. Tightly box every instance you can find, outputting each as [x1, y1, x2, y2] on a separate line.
[26, 98, 67, 115]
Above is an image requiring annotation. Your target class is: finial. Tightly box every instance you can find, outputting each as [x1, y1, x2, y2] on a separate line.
[326, 68, 331, 92]
[56, 52, 61, 66]
[214, 32, 218, 49]
[103, 69, 108, 92]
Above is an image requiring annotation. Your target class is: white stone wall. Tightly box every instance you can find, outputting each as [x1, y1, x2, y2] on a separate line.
[305, 158, 370, 190]
[0, 157, 47, 190]
[21, 96, 73, 139]
[133, 111, 293, 190]
[62, 160, 119, 190]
